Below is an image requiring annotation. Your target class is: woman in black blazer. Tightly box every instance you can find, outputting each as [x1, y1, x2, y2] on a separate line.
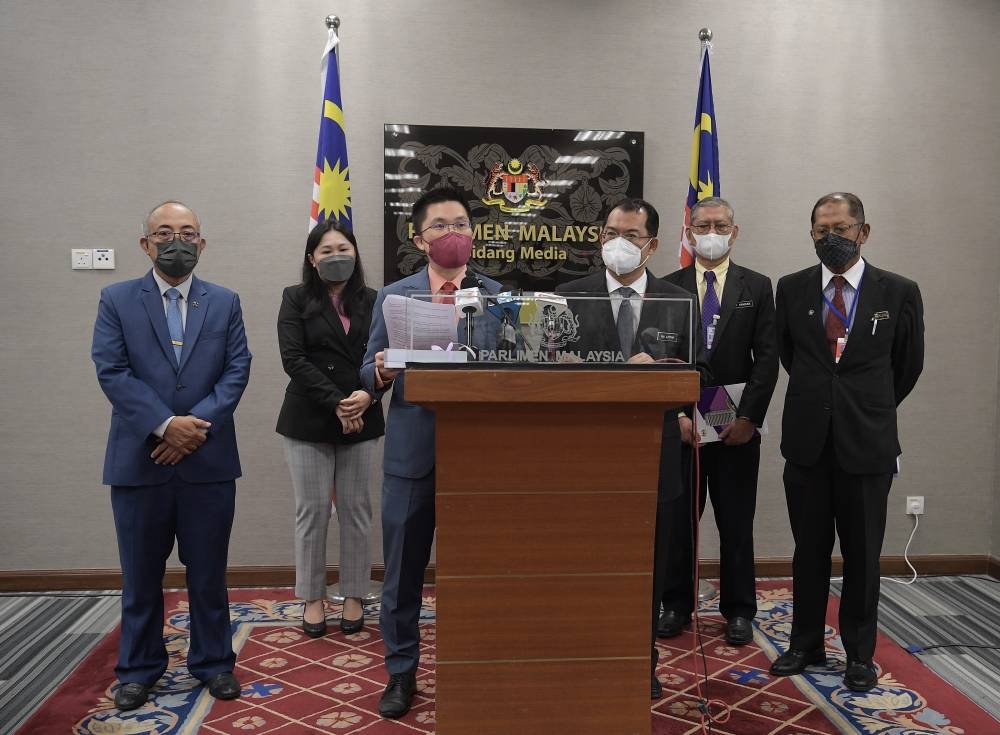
[276, 221, 384, 637]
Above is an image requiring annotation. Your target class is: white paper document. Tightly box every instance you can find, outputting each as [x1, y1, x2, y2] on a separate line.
[381, 294, 464, 368]
[382, 294, 459, 350]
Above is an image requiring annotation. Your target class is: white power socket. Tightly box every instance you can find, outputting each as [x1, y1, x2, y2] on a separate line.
[93, 248, 115, 269]
[71, 248, 116, 270]
[906, 496, 925, 515]
[71, 248, 93, 269]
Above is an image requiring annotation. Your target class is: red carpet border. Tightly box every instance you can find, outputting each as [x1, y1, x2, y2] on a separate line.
[16, 582, 998, 734]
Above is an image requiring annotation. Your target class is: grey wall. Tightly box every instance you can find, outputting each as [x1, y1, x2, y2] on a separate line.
[2, 0, 999, 572]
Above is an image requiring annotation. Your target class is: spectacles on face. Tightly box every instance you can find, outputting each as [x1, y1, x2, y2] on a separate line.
[420, 220, 472, 235]
[600, 229, 652, 247]
[148, 228, 201, 244]
[810, 222, 862, 239]
[689, 222, 734, 235]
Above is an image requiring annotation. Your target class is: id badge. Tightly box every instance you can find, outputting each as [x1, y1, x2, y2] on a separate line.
[706, 324, 716, 350]
[835, 336, 847, 363]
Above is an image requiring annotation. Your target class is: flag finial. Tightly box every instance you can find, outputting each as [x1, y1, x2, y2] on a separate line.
[325, 15, 340, 31]
[698, 27, 712, 43]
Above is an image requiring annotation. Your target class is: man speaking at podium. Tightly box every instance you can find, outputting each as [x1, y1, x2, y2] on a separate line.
[770, 192, 924, 692]
[556, 198, 703, 699]
[362, 186, 502, 719]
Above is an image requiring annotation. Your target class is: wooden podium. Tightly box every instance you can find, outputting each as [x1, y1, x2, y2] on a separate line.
[405, 367, 700, 735]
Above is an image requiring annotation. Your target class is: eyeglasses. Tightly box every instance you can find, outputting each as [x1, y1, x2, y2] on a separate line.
[148, 228, 201, 244]
[421, 220, 472, 235]
[600, 230, 652, 247]
[811, 222, 862, 239]
[689, 223, 734, 235]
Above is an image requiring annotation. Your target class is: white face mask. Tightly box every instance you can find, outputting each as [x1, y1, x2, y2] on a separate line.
[602, 236, 651, 276]
[692, 231, 731, 261]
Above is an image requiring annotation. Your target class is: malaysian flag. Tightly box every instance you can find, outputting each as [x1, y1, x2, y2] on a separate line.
[310, 21, 351, 228]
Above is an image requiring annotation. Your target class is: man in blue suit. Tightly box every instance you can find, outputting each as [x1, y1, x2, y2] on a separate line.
[92, 201, 251, 711]
[362, 186, 501, 719]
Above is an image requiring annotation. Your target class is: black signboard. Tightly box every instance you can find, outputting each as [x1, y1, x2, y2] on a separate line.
[384, 124, 644, 291]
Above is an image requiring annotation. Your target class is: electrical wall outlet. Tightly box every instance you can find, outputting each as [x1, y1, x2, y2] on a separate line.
[93, 248, 115, 269]
[906, 496, 925, 515]
[71, 248, 93, 269]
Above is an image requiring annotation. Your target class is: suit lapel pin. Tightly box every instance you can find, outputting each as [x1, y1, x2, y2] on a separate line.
[191, 300, 199, 308]
[871, 310, 889, 335]
[808, 309, 815, 316]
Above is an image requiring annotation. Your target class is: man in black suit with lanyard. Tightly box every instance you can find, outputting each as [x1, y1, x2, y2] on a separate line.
[770, 192, 924, 692]
[659, 197, 778, 647]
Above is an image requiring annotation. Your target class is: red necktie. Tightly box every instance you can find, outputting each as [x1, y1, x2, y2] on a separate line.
[439, 281, 457, 305]
[825, 275, 847, 357]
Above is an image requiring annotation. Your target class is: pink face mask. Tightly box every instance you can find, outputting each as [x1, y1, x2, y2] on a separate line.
[427, 231, 473, 269]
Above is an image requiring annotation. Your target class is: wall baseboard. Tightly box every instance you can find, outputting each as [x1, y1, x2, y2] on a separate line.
[1, 555, 996, 592]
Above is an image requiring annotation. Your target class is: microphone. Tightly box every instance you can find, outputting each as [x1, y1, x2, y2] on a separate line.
[497, 306, 518, 356]
[639, 327, 667, 360]
[456, 273, 484, 317]
[456, 272, 484, 356]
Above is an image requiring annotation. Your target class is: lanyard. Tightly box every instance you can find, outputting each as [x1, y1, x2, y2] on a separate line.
[822, 271, 863, 332]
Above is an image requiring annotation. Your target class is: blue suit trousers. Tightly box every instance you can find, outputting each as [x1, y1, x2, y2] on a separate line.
[379, 471, 436, 675]
[111, 476, 236, 685]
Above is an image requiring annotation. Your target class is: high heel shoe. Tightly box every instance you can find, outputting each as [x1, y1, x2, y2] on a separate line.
[340, 615, 364, 635]
[303, 618, 328, 638]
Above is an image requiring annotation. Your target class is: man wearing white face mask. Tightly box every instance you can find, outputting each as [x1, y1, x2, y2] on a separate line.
[556, 198, 705, 699]
[658, 197, 779, 648]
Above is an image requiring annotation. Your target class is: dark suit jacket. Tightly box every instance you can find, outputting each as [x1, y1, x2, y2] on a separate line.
[775, 260, 924, 473]
[276, 284, 385, 444]
[555, 270, 700, 364]
[92, 271, 252, 486]
[555, 269, 707, 502]
[361, 268, 503, 479]
[663, 262, 778, 426]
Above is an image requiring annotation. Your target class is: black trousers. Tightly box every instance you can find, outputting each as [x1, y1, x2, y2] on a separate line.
[783, 438, 892, 662]
[652, 412, 683, 673]
[659, 440, 761, 620]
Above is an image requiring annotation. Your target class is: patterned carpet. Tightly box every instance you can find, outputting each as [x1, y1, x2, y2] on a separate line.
[13, 581, 998, 734]
[864, 575, 1000, 721]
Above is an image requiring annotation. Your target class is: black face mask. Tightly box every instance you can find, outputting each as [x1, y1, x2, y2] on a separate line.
[154, 239, 199, 278]
[814, 232, 860, 271]
[316, 254, 356, 283]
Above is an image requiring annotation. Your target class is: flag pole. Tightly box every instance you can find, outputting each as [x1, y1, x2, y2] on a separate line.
[693, 25, 720, 606]
[326, 14, 340, 34]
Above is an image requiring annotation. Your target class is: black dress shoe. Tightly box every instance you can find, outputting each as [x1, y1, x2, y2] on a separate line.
[379, 671, 416, 718]
[206, 672, 241, 700]
[657, 610, 692, 638]
[769, 648, 826, 676]
[844, 660, 878, 692]
[725, 616, 753, 646]
[651, 674, 662, 699]
[303, 618, 328, 638]
[340, 616, 364, 635]
[114, 682, 150, 711]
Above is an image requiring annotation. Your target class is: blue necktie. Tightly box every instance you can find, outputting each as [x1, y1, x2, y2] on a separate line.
[701, 270, 721, 351]
[165, 288, 184, 362]
[616, 286, 636, 359]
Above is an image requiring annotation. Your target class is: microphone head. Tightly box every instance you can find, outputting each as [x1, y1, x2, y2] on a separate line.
[639, 327, 666, 358]
[460, 274, 480, 290]
[455, 287, 484, 316]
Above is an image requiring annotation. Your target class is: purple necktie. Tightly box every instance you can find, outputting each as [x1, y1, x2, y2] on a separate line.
[701, 270, 721, 350]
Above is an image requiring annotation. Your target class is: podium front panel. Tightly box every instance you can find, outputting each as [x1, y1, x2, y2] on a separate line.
[407, 369, 699, 735]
